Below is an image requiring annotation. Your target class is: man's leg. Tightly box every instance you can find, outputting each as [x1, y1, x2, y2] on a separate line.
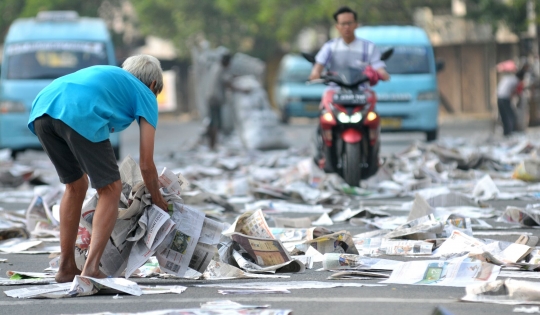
[81, 179, 122, 278]
[55, 174, 88, 283]
[498, 98, 513, 136]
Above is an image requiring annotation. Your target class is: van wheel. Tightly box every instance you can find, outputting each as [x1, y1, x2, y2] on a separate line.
[426, 129, 438, 142]
[280, 106, 290, 124]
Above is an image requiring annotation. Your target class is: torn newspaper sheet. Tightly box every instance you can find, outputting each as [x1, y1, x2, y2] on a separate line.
[381, 256, 500, 287]
[322, 253, 402, 271]
[194, 280, 385, 290]
[4, 276, 142, 298]
[203, 260, 289, 280]
[462, 279, 540, 305]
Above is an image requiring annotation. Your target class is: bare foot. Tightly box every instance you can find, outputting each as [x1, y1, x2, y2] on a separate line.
[55, 267, 81, 283]
[81, 268, 107, 279]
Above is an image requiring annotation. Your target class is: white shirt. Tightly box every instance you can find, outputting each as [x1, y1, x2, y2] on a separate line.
[315, 37, 386, 72]
[497, 75, 519, 99]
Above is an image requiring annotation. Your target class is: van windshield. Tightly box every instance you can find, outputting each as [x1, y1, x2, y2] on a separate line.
[379, 46, 430, 75]
[280, 58, 314, 82]
[5, 41, 109, 80]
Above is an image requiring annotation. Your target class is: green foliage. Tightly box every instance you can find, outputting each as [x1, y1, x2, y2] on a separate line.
[466, 0, 537, 34]
[0, 0, 26, 40]
[130, 0, 453, 59]
[19, 0, 103, 17]
[0, 0, 104, 43]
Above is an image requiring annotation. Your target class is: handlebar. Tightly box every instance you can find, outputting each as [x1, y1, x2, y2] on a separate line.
[307, 74, 370, 88]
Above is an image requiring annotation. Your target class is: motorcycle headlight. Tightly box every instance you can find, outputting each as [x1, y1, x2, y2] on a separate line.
[350, 112, 362, 123]
[337, 112, 350, 123]
[0, 100, 26, 113]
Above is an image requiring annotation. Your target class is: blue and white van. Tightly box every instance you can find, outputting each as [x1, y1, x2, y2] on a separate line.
[0, 11, 120, 156]
[355, 26, 443, 141]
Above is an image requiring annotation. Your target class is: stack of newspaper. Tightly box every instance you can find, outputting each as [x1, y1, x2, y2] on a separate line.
[76, 156, 225, 278]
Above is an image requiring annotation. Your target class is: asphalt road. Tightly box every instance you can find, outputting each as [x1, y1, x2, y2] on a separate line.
[1, 115, 535, 315]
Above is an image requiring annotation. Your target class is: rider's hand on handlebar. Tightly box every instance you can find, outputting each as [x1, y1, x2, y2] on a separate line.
[309, 72, 320, 81]
[363, 66, 381, 86]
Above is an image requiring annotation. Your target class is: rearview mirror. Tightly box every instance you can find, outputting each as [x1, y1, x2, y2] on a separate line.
[436, 60, 445, 72]
[380, 48, 394, 61]
[301, 52, 316, 64]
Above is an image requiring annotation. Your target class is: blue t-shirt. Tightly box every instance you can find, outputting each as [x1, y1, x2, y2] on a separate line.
[28, 65, 158, 142]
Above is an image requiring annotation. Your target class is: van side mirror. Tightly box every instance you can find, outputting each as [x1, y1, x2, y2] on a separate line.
[436, 60, 445, 72]
[301, 53, 316, 64]
[380, 48, 394, 61]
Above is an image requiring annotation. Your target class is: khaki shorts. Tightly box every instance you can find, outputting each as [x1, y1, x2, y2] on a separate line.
[33, 115, 120, 189]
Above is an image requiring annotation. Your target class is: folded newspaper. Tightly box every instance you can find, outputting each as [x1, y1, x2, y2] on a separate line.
[76, 157, 224, 279]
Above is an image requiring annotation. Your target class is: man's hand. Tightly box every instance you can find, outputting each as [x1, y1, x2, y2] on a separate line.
[364, 66, 381, 86]
[153, 194, 169, 212]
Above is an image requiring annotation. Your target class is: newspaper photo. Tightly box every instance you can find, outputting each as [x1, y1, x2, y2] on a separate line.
[156, 203, 205, 277]
[230, 232, 291, 266]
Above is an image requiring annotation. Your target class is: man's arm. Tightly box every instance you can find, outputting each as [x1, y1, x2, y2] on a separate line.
[309, 63, 325, 81]
[139, 117, 168, 211]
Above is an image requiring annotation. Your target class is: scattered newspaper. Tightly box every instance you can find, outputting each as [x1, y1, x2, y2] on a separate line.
[462, 279, 540, 305]
[62, 300, 292, 315]
[322, 253, 402, 271]
[300, 230, 358, 255]
[434, 230, 532, 264]
[156, 203, 205, 277]
[327, 270, 390, 280]
[0, 277, 55, 285]
[381, 239, 433, 256]
[218, 288, 290, 295]
[194, 280, 385, 290]
[223, 209, 274, 239]
[203, 260, 289, 280]
[381, 256, 500, 287]
[4, 282, 72, 298]
[499, 206, 540, 227]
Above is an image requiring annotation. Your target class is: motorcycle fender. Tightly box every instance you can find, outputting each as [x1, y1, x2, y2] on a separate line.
[341, 128, 362, 143]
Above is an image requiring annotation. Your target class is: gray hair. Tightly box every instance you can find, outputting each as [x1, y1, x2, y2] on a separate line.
[122, 55, 163, 94]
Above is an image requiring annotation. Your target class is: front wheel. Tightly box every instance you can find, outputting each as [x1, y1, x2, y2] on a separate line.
[342, 142, 362, 187]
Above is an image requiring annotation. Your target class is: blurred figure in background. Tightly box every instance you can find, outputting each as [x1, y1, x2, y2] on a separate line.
[497, 60, 526, 136]
[205, 52, 250, 150]
[205, 52, 233, 150]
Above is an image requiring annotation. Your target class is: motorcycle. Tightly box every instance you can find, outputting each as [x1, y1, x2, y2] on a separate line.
[303, 48, 393, 187]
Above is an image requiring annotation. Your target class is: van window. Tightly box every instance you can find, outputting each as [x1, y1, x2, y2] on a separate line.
[280, 59, 313, 83]
[5, 41, 108, 80]
[379, 46, 430, 75]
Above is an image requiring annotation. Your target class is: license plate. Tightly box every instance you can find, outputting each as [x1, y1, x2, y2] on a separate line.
[304, 104, 320, 112]
[380, 118, 402, 128]
[333, 92, 367, 104]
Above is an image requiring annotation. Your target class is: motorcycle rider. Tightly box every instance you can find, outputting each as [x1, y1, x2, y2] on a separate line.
[309, 6, 390, 83]
[309, 6, 390, 169]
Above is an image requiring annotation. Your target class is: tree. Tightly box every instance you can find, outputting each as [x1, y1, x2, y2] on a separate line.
[465, 0, 534, 35]
[0, 0, 130, 50]
[130, 0, 452, 60]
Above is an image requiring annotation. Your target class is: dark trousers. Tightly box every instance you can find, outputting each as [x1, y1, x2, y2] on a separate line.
[497, 98, 515, 136]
